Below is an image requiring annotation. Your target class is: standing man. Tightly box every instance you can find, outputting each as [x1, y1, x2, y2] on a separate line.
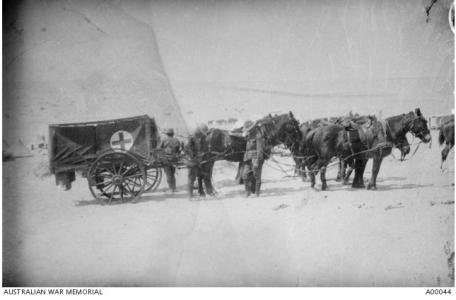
[185, 123, 214, 198]
[242, 120, 266, 197]
[159, 128, 181, 192]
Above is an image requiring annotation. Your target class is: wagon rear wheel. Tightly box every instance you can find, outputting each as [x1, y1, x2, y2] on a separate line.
[88, 151, 146, 204]
[144, 167, 162, 192]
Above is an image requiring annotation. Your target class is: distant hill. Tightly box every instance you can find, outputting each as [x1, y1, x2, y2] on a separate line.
[3, 0, 188, 151]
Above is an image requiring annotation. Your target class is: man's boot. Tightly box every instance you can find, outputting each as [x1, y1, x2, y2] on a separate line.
[255, 181, 261, 197]
[244, 179, 251, 197]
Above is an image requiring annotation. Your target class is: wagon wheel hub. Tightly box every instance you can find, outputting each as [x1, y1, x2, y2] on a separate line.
[112, 175, 123, 186]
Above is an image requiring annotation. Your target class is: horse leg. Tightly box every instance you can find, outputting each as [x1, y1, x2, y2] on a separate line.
[309, 158, 326, 189]
[243, 161, 253, 197]
[301, 163, 308, 181]
[293, 157, 300, 176]
[235, 162, 244, 184]
[352, 159, 368, 188]
[320, 165, 328, 190]
[307, 157, 318, 188]
[254, 159, 264, 196]
[202, 161, 215, 195]
[309, 166, 317, 188]
[336, 159, 344, 182]
[367, 156, 383, 190]
[295, 158, 307, 181]
[343, 159, 354, 185]
[303, 163, 308, 181]
[441, 143, 451, 169]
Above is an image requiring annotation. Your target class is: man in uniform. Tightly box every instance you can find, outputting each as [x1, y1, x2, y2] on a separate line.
[159, 128, 181, 192]
[185, 123, 214, 198]
[242, 120, 266, 197]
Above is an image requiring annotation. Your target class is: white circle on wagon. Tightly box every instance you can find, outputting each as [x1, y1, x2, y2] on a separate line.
[110, 130, 134, 151]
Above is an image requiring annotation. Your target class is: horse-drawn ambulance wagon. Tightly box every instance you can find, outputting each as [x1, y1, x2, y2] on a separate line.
[48, 115, 176, 204]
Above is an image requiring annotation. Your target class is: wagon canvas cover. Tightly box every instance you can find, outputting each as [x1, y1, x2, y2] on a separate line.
[49, 115, 159, 173]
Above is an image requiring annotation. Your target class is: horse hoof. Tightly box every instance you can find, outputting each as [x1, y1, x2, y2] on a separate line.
[321, 185, 328, 191]
[343, 181, 351, 185]
[352, 183, 365, 189]
[367, 184, 377, 190]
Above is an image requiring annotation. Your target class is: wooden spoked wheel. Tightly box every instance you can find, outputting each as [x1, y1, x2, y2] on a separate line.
[88, 151, 146, 204]
[144, 166, 162, 192]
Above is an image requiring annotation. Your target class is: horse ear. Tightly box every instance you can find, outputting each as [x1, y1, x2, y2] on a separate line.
[289, 111, 294, 118]
[415, 108, 422, 116]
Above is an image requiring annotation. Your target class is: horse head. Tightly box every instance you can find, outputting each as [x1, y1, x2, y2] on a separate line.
[257, 111, 301, 150]
[406, 108, 431, 143]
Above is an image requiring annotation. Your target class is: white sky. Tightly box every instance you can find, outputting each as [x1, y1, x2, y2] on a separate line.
[120, 0, 454, 123]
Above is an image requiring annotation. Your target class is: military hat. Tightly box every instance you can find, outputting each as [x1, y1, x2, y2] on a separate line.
[165, 128, 174, 136]
[242, 120, 256, 136]
[196, 123, 209, 134]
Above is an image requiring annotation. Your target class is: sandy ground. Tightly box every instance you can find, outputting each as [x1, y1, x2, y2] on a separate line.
[2, 131, 454, 287]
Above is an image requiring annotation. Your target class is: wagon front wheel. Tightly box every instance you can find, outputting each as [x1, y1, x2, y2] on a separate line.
[88, 151, 146, 204]
[144, 167, 162, 192]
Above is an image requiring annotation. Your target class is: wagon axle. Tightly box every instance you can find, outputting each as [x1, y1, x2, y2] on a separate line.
[112, 175, 124, 186]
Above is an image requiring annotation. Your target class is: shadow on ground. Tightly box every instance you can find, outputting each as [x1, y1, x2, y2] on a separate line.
[73, 191, 190, 206]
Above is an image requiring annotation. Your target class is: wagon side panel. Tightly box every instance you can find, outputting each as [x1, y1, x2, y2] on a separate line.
[49, 125, 97, 173]
[95, 118, 150, 159]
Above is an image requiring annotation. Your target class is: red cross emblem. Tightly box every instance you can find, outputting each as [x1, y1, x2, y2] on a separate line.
[110, 131, 134, 151]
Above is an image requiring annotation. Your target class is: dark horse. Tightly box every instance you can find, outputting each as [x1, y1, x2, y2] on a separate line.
[204, 128, 247, 185]
[184, 128, 246, 197]
[335, 114, 411, 183]
[292, 120, 322, 181]
[304, 108, 431, 190]
[292, 115, 372, 182]
[243, 112, 301, 196]
[439, 117, 455, 168]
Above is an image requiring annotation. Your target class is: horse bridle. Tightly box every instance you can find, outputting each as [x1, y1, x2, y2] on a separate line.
[386, 114, 427, 161]
[404, 115, 428, 140]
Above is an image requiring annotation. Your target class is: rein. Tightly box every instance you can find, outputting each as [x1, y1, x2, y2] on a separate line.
[390, 140, 423, 162]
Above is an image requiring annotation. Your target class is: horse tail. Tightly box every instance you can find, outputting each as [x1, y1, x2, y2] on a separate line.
[438, 126, 445, 145]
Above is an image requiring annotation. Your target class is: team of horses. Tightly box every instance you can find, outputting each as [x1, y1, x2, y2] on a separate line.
[194, 108, 452, 196]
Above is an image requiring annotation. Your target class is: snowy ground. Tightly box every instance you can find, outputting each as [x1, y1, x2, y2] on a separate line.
[2, 131, 454, 287]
